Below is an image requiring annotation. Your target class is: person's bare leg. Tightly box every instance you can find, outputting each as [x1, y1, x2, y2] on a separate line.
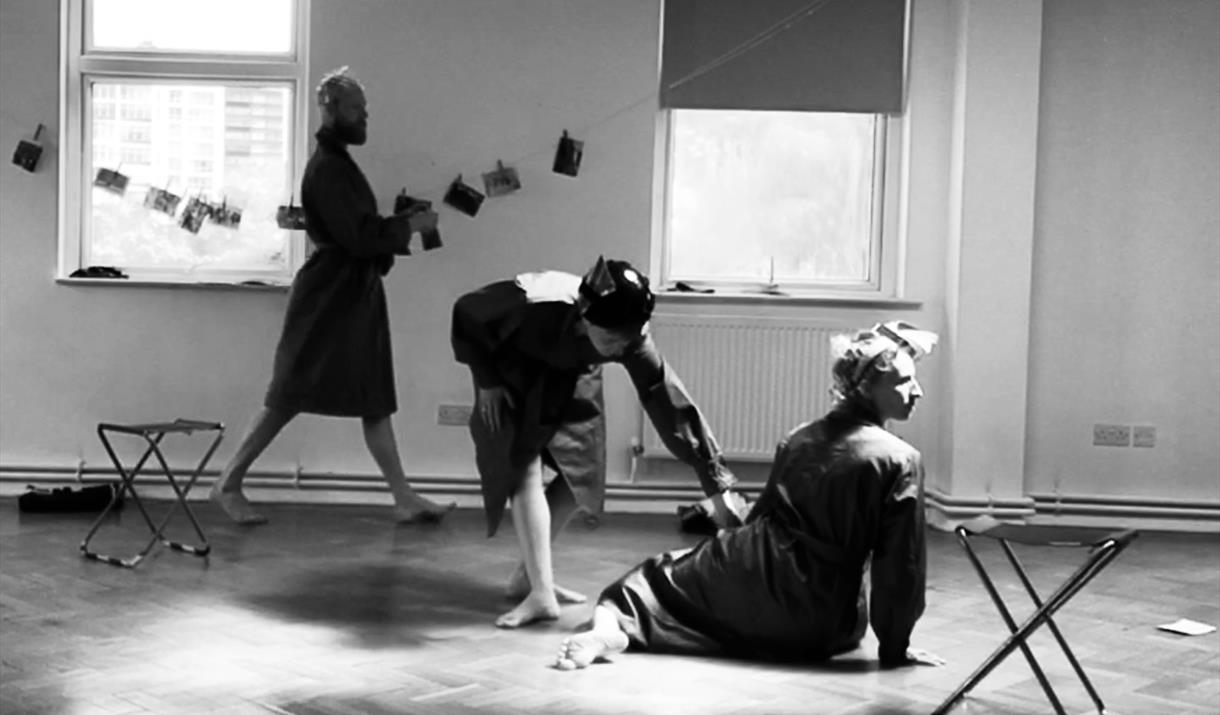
[209, 407, 295, 525]
[554, 604, 630, 670]
[496, 459, 561, 628]
[506, 475, 587, 604]
[362, 416, 456, 523]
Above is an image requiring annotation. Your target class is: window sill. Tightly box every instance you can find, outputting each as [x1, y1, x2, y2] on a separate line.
[656, 288, 922, 310]
[56, 277, 290, 292]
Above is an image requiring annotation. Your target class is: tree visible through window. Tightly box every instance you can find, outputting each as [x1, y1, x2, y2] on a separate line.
[663, 109, 885, 292]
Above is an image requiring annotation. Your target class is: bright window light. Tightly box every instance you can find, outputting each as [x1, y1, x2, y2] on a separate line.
[664, 110, 883, 291]
[90, 0, 293, 54]
[87, 80, 293, 272]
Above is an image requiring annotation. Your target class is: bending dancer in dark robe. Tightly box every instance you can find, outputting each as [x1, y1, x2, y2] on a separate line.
[209, 67, 454, 525]
[451, 258, 751, 628]
[554, 322, 946, 670]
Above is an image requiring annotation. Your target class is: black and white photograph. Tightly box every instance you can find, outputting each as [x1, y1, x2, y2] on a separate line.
[552, 130, 583, 177]
[179, 196, 209, 233]
[92, 166, 130, 195]
[1, 1, 1216, 715]
[481, 160, 522, 198]
[443, 174, 485, 216]
[210, 201, 243, 228]
[143, 185, 181, 217]
[275, 202, 307, 231]
[10, 125, 44, 173]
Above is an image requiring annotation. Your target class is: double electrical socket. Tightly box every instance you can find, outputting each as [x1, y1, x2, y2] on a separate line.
[1093, 423, 1156, 448]
[437, 404, 473, 426]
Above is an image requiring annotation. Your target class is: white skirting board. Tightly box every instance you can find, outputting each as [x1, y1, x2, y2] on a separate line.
[926, 488, 1220, 534]
[3, 467, 1217, 532]
[0, 466, 748, 517]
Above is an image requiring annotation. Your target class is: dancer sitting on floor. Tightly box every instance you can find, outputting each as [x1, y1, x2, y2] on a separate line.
[450, 257, 751, 628]
[210, 67, 454, 526]
[554, 321, 946, 670]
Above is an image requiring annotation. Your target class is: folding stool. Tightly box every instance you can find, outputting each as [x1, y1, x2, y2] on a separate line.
[80, 419, 225, 568]
[933, 515, 1139, 715]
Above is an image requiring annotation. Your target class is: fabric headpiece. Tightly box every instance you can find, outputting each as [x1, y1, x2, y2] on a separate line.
[849, 321, 939, 387]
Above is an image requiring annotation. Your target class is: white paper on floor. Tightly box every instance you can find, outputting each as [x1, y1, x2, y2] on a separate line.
[1157, 618, 1217, 636]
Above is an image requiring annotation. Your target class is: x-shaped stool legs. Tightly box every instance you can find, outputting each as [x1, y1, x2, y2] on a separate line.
[80, 419, 225, 568]
[934, 519, 1138, 715]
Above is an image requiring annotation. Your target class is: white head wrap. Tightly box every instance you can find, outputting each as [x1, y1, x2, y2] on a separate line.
[846, 321, 939, 389]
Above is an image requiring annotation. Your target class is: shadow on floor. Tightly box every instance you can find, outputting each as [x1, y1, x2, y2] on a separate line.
[0, 690, 74, 715]
[266, 693, 932, 715]
[241, 560, 507, 649]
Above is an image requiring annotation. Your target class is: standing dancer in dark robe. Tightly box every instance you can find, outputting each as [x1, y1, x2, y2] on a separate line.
[451, 258, 751, 627]
[210, 67, 454, 525]
[554, 322, 946, 670]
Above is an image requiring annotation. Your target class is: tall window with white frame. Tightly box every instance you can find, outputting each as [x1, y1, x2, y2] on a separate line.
[664, 109, 887, 293]
[657, 0, 909, 297]
[61, 0, 309, 284]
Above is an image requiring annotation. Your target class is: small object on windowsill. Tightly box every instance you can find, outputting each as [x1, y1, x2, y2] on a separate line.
[69, 266, 128, 279]
[759, 256, 786, 295]
[198, 280, 283, 289]
[670, 281, 714, 294]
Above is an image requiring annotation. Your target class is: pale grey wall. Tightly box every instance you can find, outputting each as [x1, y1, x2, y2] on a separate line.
[1, 0, 1215, 512]
[1026, 0, 1220, 501]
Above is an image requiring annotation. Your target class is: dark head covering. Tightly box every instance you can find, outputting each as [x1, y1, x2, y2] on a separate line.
[578, 256, 655, 330]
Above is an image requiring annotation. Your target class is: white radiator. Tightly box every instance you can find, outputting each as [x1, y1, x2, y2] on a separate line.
[642, 315, 848, 461]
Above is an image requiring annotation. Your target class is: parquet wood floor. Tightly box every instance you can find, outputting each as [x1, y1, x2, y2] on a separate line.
[1, 498, 1217, 714]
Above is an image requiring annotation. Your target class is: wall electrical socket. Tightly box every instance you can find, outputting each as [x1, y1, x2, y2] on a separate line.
[437, 404, 473, 426]
[1132, 425, 1156, 448]
[1092, 423, 1131, 447]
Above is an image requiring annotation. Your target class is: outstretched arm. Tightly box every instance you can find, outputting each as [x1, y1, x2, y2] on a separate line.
[620, 336, 737, 496]
[870, 452, 929, 667]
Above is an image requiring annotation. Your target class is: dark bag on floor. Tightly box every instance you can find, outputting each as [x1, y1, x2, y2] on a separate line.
[18, 483, 122, 513]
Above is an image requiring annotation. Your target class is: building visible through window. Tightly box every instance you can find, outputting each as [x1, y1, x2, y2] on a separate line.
[61, 0, 305, 282]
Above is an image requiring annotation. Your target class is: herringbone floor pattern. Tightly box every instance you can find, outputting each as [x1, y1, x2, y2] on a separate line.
[1, 498, 1217, 714]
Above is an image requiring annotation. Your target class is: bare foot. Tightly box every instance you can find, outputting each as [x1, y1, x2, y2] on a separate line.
[506, 564, 588, 604]
[393, 495, 456, 524]
[209, 483, 268, 525]
[495, 590, 561, 629]
[553, 629, 629, 670]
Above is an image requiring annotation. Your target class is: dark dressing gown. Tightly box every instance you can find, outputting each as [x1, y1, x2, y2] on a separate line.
[598, 404, 927, 664]
[450, 272, 738, 537]
[265, 127, 413, 418]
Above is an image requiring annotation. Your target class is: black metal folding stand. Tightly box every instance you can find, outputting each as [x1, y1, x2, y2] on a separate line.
[933, 516, 1139, 715]
[80, 419, 225, 568]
